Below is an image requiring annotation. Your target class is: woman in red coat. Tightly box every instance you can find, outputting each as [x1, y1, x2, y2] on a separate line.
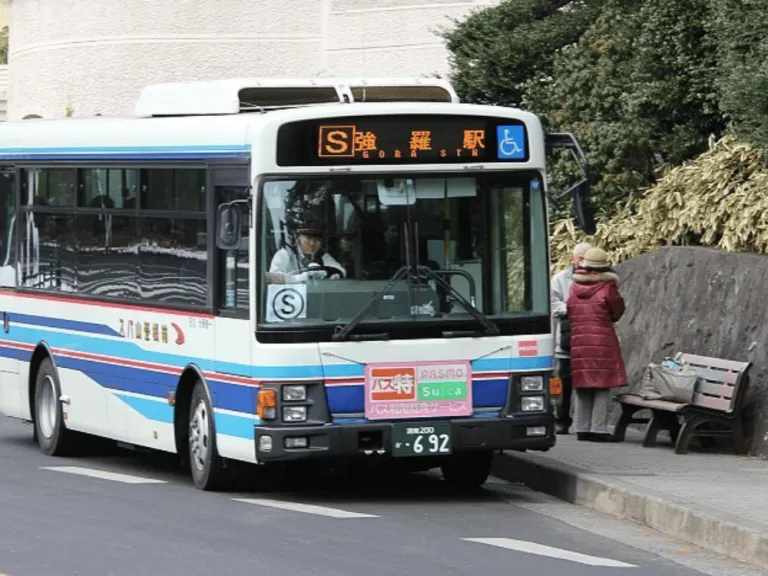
[567, 247, 627, 442]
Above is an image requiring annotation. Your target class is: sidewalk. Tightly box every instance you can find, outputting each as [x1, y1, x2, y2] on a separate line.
[491, 429, 768, 570]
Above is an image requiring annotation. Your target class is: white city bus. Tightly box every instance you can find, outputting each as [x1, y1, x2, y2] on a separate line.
[0, 78, 595, 490]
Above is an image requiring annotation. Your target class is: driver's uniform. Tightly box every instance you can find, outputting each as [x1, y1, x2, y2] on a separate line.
[269, 246, 347, 282]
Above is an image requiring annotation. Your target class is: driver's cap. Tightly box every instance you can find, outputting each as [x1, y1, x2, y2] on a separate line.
[295, 218, 325, 237]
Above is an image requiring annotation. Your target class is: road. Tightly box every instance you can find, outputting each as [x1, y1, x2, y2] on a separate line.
[0, 415, 761, 576]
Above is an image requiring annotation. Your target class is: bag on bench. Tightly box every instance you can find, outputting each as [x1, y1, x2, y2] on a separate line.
[638, 358, 699, 403]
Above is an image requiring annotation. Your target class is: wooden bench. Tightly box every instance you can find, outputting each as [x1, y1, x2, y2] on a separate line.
[613, 353, 752, 454]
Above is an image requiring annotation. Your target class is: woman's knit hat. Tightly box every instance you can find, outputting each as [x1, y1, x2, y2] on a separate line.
[581, 247, 610, 270]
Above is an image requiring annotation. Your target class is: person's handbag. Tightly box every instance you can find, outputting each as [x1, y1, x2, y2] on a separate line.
[638, 357, 699, 403]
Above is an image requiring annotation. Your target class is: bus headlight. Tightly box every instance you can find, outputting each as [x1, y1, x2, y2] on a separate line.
[283, 406, 307, 423]
[522, 396, 545, 412]
[282, 385, 307, 401]
[521, 376, 544, 392]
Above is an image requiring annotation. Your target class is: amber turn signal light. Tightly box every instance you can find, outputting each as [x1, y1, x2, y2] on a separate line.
[257, 388, 277, 420]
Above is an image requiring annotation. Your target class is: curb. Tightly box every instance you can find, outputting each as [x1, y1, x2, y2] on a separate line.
[491, 450, 768, 570]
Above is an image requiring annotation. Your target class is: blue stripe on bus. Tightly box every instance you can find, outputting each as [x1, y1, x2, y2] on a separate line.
[114, 394, 174, 424]
[0, 145, 251, 152]
[213, 412, 259, 440]
[0, 144, 251, 162]
[0, 314, 552, 430]
[4, 314, 554, 379]
[324, 377, 510, 413]
[61, 347, 508, 415]
[56, 354, 256, 413]
[0, 344, 35, 362]
[112, 394, 257, 440]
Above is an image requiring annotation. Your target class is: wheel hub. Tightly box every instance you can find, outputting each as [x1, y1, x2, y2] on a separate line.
[189, 400, 210, 471]
[38, 375, 57, 439]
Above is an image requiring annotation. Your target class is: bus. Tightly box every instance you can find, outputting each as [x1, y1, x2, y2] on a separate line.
[0, 77, 595, 490]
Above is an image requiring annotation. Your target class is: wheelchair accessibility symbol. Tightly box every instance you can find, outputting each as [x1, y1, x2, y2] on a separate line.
[496, 125, 526, 160]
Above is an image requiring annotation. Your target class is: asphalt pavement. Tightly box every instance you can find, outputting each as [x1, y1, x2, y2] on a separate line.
[0, 415, 758, 576]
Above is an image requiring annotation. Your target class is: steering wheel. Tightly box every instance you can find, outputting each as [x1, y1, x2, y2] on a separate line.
[307, 264, 345, 279]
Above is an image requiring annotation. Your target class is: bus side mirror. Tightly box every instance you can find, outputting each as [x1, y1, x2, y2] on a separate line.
[572, 181, 596, 236]
[217, 203, 242, 250]
[545, 132, 597, 236]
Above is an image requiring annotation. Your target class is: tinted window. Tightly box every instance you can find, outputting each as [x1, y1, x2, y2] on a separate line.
[22, 168, 76, 206]
[77, 213, 139, 299]
[17, 166, 212, 310]
[143, 168, 206, 211]
[83, 168, 139, 209]
[137, 216, 207, 307]
[0, 168, 16, 287]
[21, 212, 77, 291]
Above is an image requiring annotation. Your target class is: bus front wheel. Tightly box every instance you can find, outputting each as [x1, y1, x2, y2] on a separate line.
[188, 380, 225, 491]
[440, 451, 493, 489]
[33, 358, 72, 456]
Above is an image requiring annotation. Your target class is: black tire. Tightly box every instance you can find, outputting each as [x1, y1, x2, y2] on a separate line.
[440, 451, 493, 489]
[33, 357, 71, 456]
[188, 380, 226, 491]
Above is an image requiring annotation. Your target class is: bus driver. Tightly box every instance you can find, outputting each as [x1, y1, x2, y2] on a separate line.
[266, 215, 347, 284]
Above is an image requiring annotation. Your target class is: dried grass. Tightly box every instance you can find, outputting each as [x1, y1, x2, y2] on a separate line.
[549, 134, 768, 272]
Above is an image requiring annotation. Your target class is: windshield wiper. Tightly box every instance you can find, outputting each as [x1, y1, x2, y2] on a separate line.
[415, 265, 500, 336]
[332, 263, 500, 341]
[332, 265, 409, 342]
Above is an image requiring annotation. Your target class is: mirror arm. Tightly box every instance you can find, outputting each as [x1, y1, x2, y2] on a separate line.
[546, 131, 596, 235]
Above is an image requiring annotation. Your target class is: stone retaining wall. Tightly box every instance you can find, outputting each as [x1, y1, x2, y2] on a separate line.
[606, 246, 768, 456]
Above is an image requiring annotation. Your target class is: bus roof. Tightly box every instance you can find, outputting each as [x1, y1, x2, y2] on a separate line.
[0, 101, 545, 170]
[133, 76, 460, 117]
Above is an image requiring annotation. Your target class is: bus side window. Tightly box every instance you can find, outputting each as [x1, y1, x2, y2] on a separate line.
[0, 168, 15, 286]
[217, 186, 249, 312]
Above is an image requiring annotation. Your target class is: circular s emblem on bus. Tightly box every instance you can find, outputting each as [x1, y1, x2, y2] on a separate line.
[266, 284, 307, 323]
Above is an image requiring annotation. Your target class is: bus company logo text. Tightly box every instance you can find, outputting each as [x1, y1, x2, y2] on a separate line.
[318, 125, 486, 160]
[118, 319, 185, 345]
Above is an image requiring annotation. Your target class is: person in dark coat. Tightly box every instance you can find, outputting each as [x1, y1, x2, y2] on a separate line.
[567, 247, 627, 442]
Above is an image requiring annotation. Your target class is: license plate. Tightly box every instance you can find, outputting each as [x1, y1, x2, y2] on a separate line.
[392, 422, 452, 457]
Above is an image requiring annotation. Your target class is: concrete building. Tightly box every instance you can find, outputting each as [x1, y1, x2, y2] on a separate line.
[7, 0, 500, 121]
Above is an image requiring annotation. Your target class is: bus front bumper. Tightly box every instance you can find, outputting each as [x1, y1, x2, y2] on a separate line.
[252, 413, 555, 463]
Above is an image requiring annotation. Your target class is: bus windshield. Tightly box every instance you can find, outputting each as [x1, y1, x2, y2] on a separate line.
[258, 172, 549, 333]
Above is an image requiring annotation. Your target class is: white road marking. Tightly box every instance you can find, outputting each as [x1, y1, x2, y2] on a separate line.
[233, 497, 379, 519]
[462, 538, 637, 568]
[40, 466, 167, 484]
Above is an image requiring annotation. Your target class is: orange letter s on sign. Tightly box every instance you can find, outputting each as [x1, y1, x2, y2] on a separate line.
[318, 125, 355, 158]
[325, 130, 349, 154]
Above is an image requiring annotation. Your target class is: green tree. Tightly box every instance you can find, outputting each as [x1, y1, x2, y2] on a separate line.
[712, 0, 768, 152]
[441, 0, 605, 107]
[524, 0, 724, 214]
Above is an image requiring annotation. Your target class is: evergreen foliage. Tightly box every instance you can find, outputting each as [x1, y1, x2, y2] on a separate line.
[444, 0, 768, 267]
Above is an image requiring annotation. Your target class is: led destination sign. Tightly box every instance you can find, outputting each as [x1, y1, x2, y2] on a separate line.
[275, 115, 529, 166]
